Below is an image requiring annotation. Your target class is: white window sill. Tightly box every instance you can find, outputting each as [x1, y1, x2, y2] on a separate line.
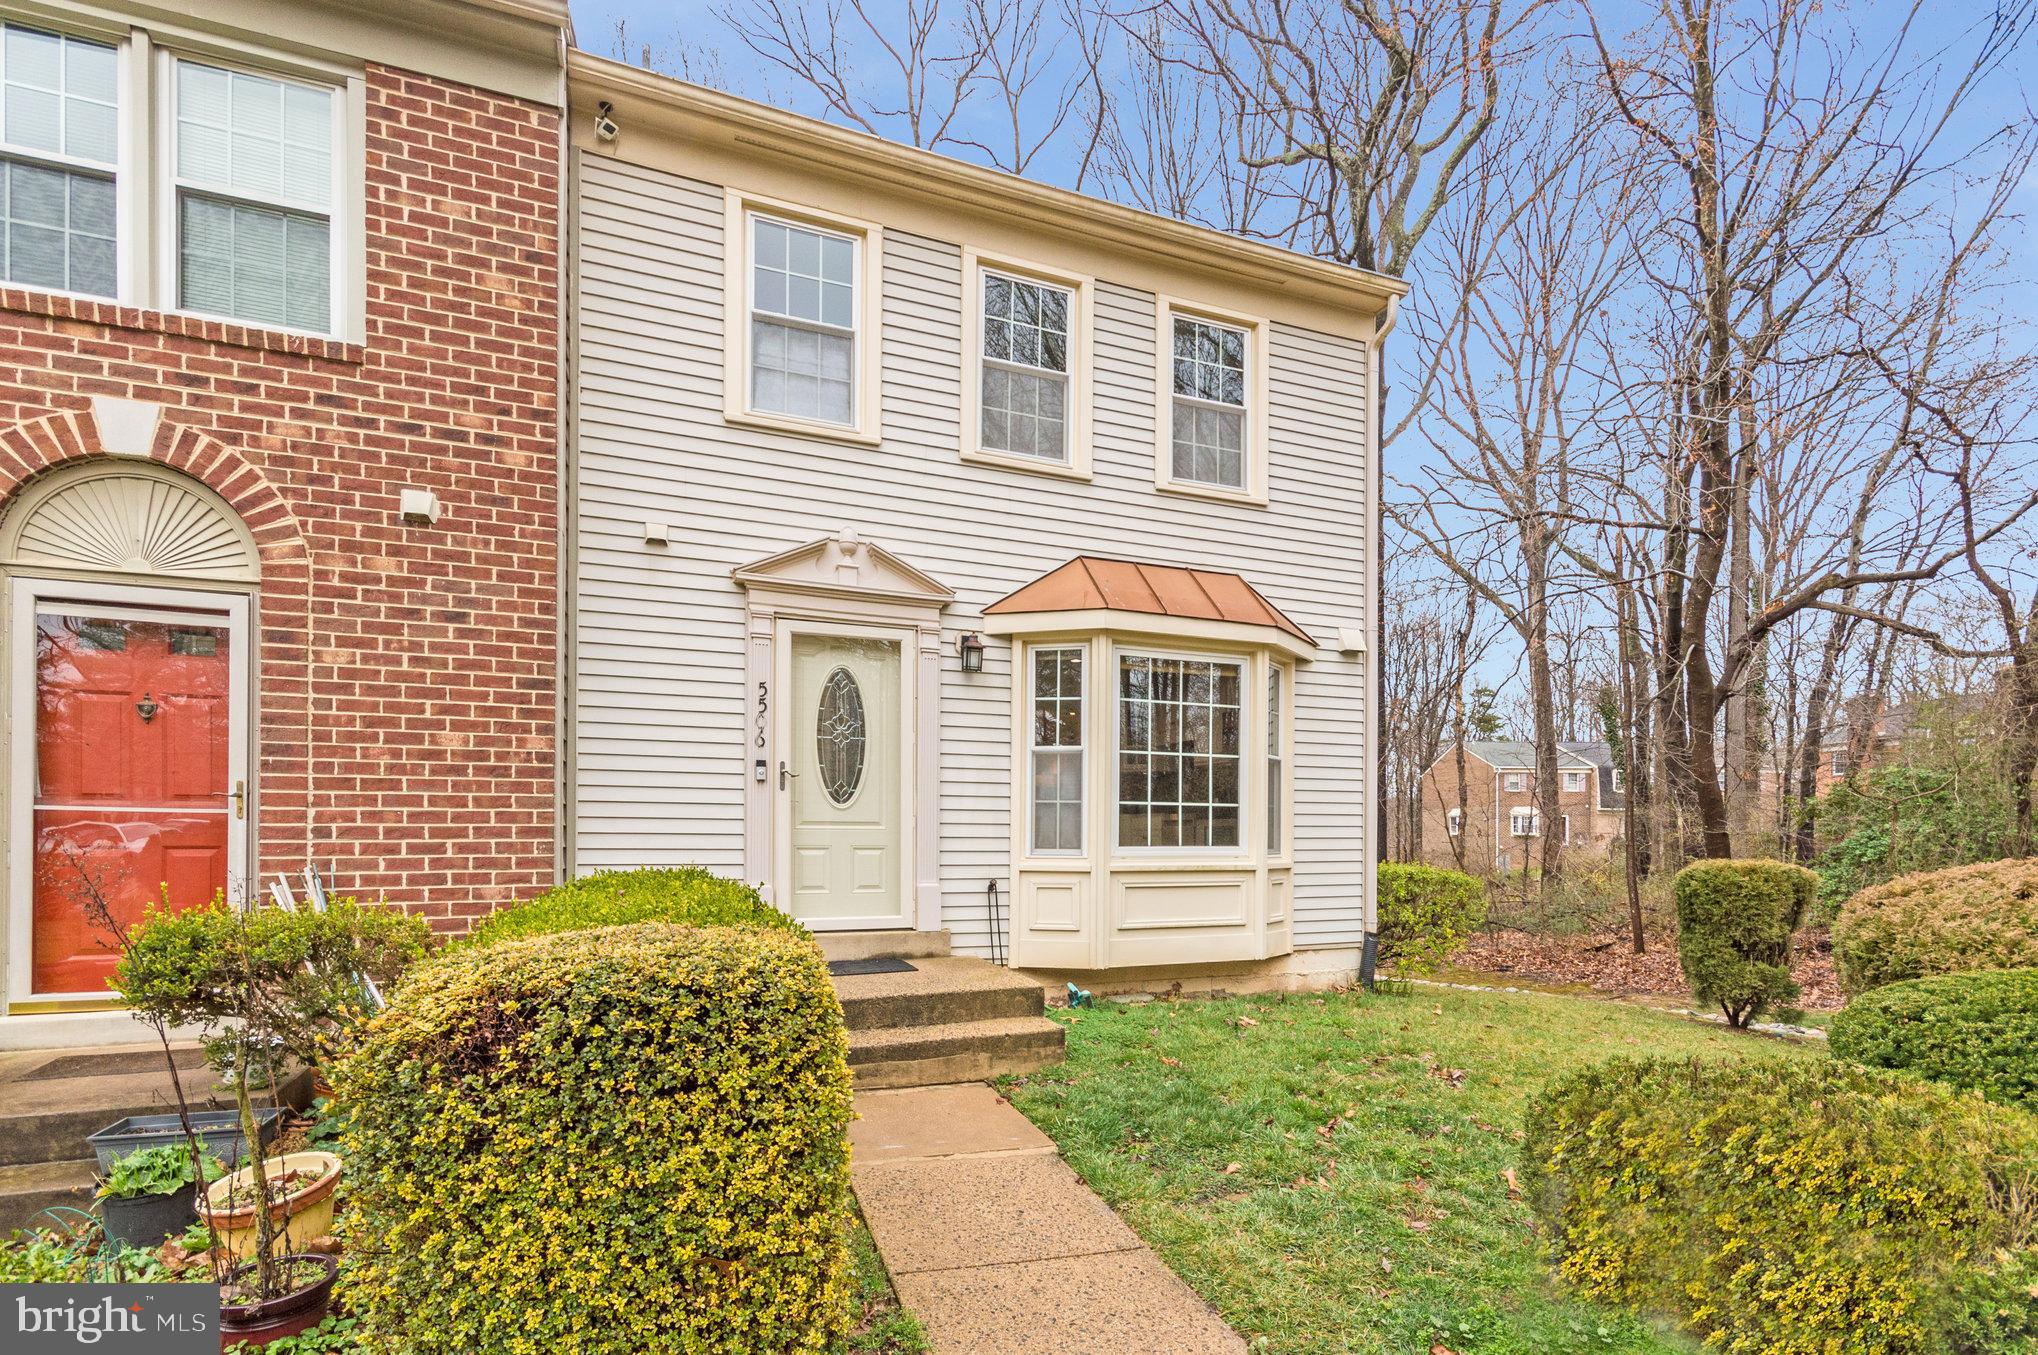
[724, 407, 882, 447]
[961, 446, 1093, 481]
[1155, 477, 1269, 508]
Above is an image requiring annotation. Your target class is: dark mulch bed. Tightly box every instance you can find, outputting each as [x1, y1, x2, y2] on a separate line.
[1447, 927, 1844, 1011]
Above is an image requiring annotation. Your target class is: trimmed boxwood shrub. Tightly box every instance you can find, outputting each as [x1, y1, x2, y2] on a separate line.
[1672, 859, 1814, 1026]
[1830, 968, 2038, 1110]
[334, 923, 853, 1355]
[1523, 1056, 2038, 1354]
[463, 866, 803, 947]
[1376, 863, 1486, 973]
[1833, 857, 2038, 994]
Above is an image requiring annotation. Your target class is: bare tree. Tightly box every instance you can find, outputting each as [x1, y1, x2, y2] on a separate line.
[1394, 84, 1637, 892]
[1585, 0, 2034, 857]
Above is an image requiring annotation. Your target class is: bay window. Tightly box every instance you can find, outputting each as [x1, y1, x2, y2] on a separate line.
[1029, 646, 1084, 853]
[1266, 666, 1284, 854]
[0, 24, 117, 298]
[1117, 654, 1243, 850]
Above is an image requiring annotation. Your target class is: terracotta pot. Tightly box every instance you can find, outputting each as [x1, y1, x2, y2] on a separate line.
[218, 1252, 339, 1351]
[200, 1151, 342, 1260]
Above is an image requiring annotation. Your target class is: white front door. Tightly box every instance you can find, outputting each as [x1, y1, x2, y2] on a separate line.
[780, 628, 910, 928]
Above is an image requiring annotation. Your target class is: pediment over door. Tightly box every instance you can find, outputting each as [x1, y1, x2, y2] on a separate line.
[733, 531, 955, 607]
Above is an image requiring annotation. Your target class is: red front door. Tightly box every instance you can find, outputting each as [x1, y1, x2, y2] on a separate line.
[31, 608, 234, 995]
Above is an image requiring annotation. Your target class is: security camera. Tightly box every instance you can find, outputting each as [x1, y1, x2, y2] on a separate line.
[594, 101, 619, 143]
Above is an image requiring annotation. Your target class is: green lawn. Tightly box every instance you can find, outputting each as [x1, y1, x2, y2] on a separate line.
[840, 1208, 928, 1354]
[1002, 985, 1821, 1355]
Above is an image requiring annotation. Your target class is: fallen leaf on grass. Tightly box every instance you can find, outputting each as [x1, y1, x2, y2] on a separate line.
[1432, 1345, 1459, 1355]
[1429, 1065, 1468, 1089]
[1235, 1016, 1260, 1028]
[1222, 1162, 1243, 1175]
[1503, 1167, 1522, 1200]
[1380, 1255, 1393, 1274]
[1158, 1055, 1182, 1067]
[1404, 1215, 1432, 1233]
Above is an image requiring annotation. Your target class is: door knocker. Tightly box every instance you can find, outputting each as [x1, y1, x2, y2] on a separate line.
[135, 693, 159, 723]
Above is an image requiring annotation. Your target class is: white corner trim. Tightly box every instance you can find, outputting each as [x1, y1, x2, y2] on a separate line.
[90, 396, 163, 456]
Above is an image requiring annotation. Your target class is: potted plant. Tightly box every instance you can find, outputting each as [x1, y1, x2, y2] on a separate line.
[110, 891, 426, 1347]
[97, 1140, 222, 1249]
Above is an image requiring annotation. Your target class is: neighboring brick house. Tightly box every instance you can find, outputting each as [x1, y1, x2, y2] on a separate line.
[0, 0, 568, 1039]
[1418, 740, 1625, 872]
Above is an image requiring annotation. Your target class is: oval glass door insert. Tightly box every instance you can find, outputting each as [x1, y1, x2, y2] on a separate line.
[816, 666, 867, 805]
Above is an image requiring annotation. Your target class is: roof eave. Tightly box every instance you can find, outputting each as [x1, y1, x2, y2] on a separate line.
[565, 51, 1407, 314]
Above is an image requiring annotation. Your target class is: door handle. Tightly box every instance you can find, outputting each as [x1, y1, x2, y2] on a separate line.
[778, 761, 797, 790]
[232, 780, 246, 820]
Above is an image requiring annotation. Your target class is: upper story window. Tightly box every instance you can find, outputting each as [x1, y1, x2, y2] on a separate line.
[1156, 299, 1270, 504]
[0, 21, 357, 339]
[1563, 770, 1586, 793]
[750, 214, 855, 426]
[962, 252, 1092, 479]
[724, 192, 881, 443]
[1170, 316, 1246, 488]
[1, 25, 118, 299]
[1446, 807, 1463, 837]
[982, 271, 1069, 462]
[1504, 772, 1525, 793]
[173, 61, 337, 333]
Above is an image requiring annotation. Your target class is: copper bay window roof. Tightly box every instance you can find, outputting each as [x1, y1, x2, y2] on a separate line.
[983, 556, 1316, 647]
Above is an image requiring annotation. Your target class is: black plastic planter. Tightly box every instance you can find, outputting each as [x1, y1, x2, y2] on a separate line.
[100, 1182, 199, 1249]
[86, 1108, 284, 1172]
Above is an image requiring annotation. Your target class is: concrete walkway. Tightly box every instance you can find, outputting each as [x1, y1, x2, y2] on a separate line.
[851, 1083, 1245, 1355]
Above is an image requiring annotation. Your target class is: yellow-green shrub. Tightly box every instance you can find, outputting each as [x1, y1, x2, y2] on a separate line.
[1672, 859, 1815, 1026]
[1523, 1056, 2038, 1354]
[1376, 863, 1486, 973]
[463, 866, 803, 947]
[1833, 857, 2038, 994]
[334, 923, 853, 1355]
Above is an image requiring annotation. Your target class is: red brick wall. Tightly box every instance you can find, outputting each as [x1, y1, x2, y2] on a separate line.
[0, 65, 560, 934]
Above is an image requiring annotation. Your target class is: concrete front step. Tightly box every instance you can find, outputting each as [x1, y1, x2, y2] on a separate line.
[848, 1016, 1066, 1090]
[0, 1158, 95, 1237]
[819, 929, 953, 963]
[834, 955, 1047, 1033]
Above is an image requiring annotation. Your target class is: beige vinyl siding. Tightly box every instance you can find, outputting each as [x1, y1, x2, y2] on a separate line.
[570, 148, 1372, 951]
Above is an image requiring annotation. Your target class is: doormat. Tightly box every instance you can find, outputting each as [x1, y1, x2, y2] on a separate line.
[28, 1049, 203, 1081]
[827, 957, 918, 977]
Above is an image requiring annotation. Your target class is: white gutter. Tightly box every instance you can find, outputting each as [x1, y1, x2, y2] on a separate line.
[1360, 290, 1400, 984]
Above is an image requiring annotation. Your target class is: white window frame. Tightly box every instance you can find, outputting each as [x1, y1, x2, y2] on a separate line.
[723, 188, 883, 445]
[157, 47, 351, 340]
[1446, 807, 1462, 837]
[1265, 662, 1288, 861]
[1113, 646, 1252, 857]
[1611, 768, 1625, 792]
[1028, 644, 1085, 856]
[1562, 770, 1586, 793]
[0, 13, 363, 339]
[1510, 807, 1538, 837]
[1560, 813, 1571, 845]
[1504, 772, 1525, 793]
[1154, 295, 1270, 505]
[0, 17, 130, 304]
[960, 248, 1092, 480]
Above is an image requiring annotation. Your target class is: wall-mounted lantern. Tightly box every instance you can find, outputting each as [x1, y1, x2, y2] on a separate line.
[959, 632, 985, 673]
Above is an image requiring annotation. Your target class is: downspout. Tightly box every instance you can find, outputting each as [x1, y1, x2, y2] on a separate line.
[551, 27, 572, 884]
[1359, 291, 1400, 990]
